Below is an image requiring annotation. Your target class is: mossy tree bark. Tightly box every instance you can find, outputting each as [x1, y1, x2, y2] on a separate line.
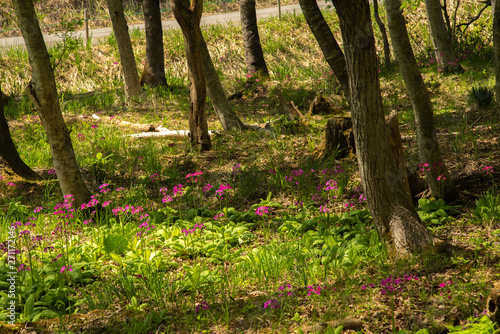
[423, 0, 463, 73]
[240, 0, 269, 78]
[172, 0, 211, 151]
[494, 0, 500, 111]
[12, 0, 91, 208]
[298, 0, 349, 97]
[0, 85, 40, 180]
[199, 31, 247, 131]
[385, 0, 455, 200]
[107, 0, 142, 97]
[332, 0, 432, 254]
[140, 0, 167, 87]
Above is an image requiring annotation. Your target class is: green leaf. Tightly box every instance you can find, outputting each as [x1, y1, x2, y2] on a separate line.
[24, 294, 35, 320]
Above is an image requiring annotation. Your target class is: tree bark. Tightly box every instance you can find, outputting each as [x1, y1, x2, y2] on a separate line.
[199, 31, 248, 131]
[298, 0, 350, 97]
[423, 0, 463, 73]
[373, 0, 391, 69]
[140, 0, 168, 87]
[331, 0, 432, 254]
[107, 0, 142, 97]
[385, 0, 455, 201]
[12, 0, 91, 208]
[240, 0, 269, 78]
[172, 0, 211, 151]
[494, 0, 500, 111]
[0, 85, 41, 180]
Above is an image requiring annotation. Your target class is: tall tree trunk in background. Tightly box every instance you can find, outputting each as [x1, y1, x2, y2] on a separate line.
[240, 0, 269, 78]
[298, 0, 350, 97]
[385, 0, 455, 201]
[424, 0, 463, 73]
[494, 0, 500, 111]
[0, 85, 40, 180]
[331, 0, 432, 255]
[199, 31, 247, 131]
[107, 0, 142, 96]
[12, 0, 91, 208]
[373, 0, 391, 69]
[140, 0, 167, 87]
[172, 0, 211, 151]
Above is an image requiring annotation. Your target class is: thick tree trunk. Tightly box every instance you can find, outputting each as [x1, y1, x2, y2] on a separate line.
[240, 0, 269, 77]
[199, 31, 247, 131]
[107, 0, 142, 97]
[172, 0, 211, 151]
[140, 0, 167, 87]
[12, 0, 91, 208]
[332, 0, 432, 255]
[424, 0, 463, 73]
[0, 85, 41, 180]
[385, 0, 455, 201]
[494, 0, 500, 111]
[373, 0, 391, 69]
[298, 0, 350, 97]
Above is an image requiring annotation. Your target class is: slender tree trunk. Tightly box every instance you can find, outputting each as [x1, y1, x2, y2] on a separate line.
[240, 0, 269, 77]
[385, 0, 455, 201]
[298, 0, 349, 97]
[424, 0, 463, 73]
[199, 31, 247, 131]
[332, 0, 432, 254]
[172, 0, 211, 151]
[494, 0, 500, 111]
[0, 85, 40, 180]
[107, 0, 142, 96]
[373, 0, 391, 69]
[12, 0, 91, 208]
[140, 0, 167, 87]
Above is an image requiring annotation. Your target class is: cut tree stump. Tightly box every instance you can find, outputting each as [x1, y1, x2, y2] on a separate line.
[487, 282, 500, 324]
[309, 92, 343, 115]
[317, 117, 355, 160]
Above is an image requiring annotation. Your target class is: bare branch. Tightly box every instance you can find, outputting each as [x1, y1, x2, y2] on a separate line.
[456, 1, 491, 32]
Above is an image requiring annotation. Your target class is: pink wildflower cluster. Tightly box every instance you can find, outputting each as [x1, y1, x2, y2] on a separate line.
[112, 205, 143, 216]
[263, 299, 280, 309]
[483, 166, 494, 175]
[278, 283, 293, 297]
[307, 285, 323, 296]
[215, 184, 232, 199]
[185, 171, 203, 183]
[255, 206, 272, 216]
[214, 212, 224, 220]
[60, 265, 73, 274]
[182, 223, 204, 236]
[160, 187, 173, 203]
[195, 302, 210, 313]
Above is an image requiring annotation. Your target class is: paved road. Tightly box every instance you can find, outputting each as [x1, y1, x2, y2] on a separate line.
[0, 2, 331, 49]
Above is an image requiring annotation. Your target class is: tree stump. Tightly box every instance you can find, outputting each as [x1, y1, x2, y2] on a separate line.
[487, 282, 500, 324]
[317, 117, 355, 160]
[309, 92, 343, 115]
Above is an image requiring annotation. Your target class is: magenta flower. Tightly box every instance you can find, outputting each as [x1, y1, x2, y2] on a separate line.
[60, 265, 73, 274]
[483, 166, 494, 175]
[195, 302, 210, 313]
[263, 299, 280, 309]
[203, 183, 213, 193]
[307, 285, 322, 296]
[255, 206, 271, 216]
[215, 183, 231, 198]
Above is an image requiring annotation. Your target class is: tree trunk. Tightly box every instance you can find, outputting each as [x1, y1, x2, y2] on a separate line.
[240, 0, 269, 78]
[317, 117, 355, 160]
[373, 0, 391, 69]
[107, 0, 142, 97]
[494, 0, 500, 111]
[385, 0, 455, 201]
[140, 0, 167, 87]
[199, 31, 248, 131]
[385, 111, 411, 198]
[12, 0, 91, 208]
[298, 0, 350, 97]
[424, 0, 463, 73]
[0, 85, 41, 180]
[172, 0, 211, 151]
[331, 0, 432, 255]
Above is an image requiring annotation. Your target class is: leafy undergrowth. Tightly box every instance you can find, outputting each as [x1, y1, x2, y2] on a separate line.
[1, 3, 500, 334]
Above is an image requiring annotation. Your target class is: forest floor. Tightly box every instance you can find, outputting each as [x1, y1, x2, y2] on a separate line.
[1, 3, 500, 334]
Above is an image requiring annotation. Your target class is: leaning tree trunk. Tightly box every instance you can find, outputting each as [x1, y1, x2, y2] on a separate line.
[0, 85, 40, 180]
[12, 0, 91, 208]
[140, 0, 167, 87]
[385, 0, 455, 201]
[494, 0, 500, 111]
[424, 0, 463, 73]
[172, 0, 211, 151]
[107, 0, 142, 97]
[199, 31, 247, 131]
[373, 0, 391, 69]
[331, 0, 432, 255]
[298, 0, 350, 97]
[240, 0, 269, 78]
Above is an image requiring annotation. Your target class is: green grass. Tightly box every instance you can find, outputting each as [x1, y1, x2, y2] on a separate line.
[1, 2, 500, 333]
